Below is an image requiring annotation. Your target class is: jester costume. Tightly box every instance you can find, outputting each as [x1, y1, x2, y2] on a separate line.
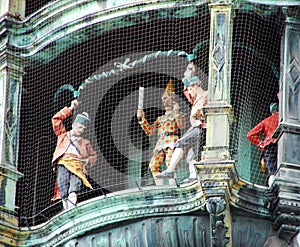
[156, 75, 208, 180]
[139, 112, 185, 173]
[138, 80, 185, 182]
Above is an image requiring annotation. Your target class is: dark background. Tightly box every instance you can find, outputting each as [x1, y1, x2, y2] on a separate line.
[17, 1, 283, 226]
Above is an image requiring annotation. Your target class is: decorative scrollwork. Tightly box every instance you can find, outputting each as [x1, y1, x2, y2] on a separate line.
[212, 221, 230, 247]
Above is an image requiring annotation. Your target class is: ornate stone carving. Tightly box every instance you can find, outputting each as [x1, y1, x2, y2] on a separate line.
[4, 79, 20, 165]
[206, 197, 230, 247]
[213, 33, 225, 72]
[212, 32, 225, 101]
[212, 221, 230, 247]
[206, 197, 226, 216]
[287, 31, 300, 120]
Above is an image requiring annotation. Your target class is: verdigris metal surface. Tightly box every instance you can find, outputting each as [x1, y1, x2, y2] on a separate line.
[17, 181, 272, 246]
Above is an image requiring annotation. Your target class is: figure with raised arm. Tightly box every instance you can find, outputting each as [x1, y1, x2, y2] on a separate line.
[157, 64, 208, 180]
[51, 99, 97, 209]
[137, 80, 185, 185]
[247, 102, 279, 187]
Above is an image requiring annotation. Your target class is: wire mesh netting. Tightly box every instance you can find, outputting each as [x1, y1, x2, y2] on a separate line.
[231, 6, 284, 185]
[15, 1, 285, 226]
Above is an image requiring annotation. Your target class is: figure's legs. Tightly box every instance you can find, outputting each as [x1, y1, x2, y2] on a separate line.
[149, 152, 165, 185]
[67, 173, 82, 208]
[268, 175, 275, 187]
[167, 148, 184, 173]
[156, 148, 184, 179]
[50, 179, 62, 204]
[67, 192, 77, 209]
[151, 171, 164, 185]
[186, 148, 197, 179]
[264, 144, 278, 187]
[57, 165, 71, 209]
[182, 129, 207, 183]
[157, 128, 201, 179]
[165, 148, 177, 185]
[196, 128, 206, 161]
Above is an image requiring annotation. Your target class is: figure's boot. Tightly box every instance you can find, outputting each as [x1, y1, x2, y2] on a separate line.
[152, 171, 164, 186]
[51, 180, 61, 203]
[156, 148, 184, 178]
[188, 159, 197, 180]
[181, 148, 197, 184]
[62, 199, 68, 210]
[67, 192, 77, 209]
[181, 160, 197, 184]
[268, 175, 275, 187]
[168, 172, 177, 186]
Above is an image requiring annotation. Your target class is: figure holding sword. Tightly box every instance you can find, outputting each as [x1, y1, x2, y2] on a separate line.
[137, 80, 185, 185]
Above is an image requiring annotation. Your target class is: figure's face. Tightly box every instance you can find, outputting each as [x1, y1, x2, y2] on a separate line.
[162, 93, 175, 110]
[187, 85, 197, 98]
[72, 123, 86, 136]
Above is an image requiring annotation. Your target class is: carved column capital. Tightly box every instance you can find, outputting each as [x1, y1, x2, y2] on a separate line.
[0, 23, 24, 214]
[206, 197, 226, 216]
[206, 196, 230, 247]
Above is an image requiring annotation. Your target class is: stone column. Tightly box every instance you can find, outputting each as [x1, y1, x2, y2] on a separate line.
[196, 1, 235, 246]
[0, 0, 25, 17]
[0, 53, 24, 214]
[271, 6, 300, 244]
[202, 0, 233, 162]
[0, 0, 25, 225]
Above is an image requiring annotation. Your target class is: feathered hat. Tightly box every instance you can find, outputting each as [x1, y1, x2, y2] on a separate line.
[269, 103, 278, 113]
[74, 112, 90, 127]
[182, 76, 200, 87]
